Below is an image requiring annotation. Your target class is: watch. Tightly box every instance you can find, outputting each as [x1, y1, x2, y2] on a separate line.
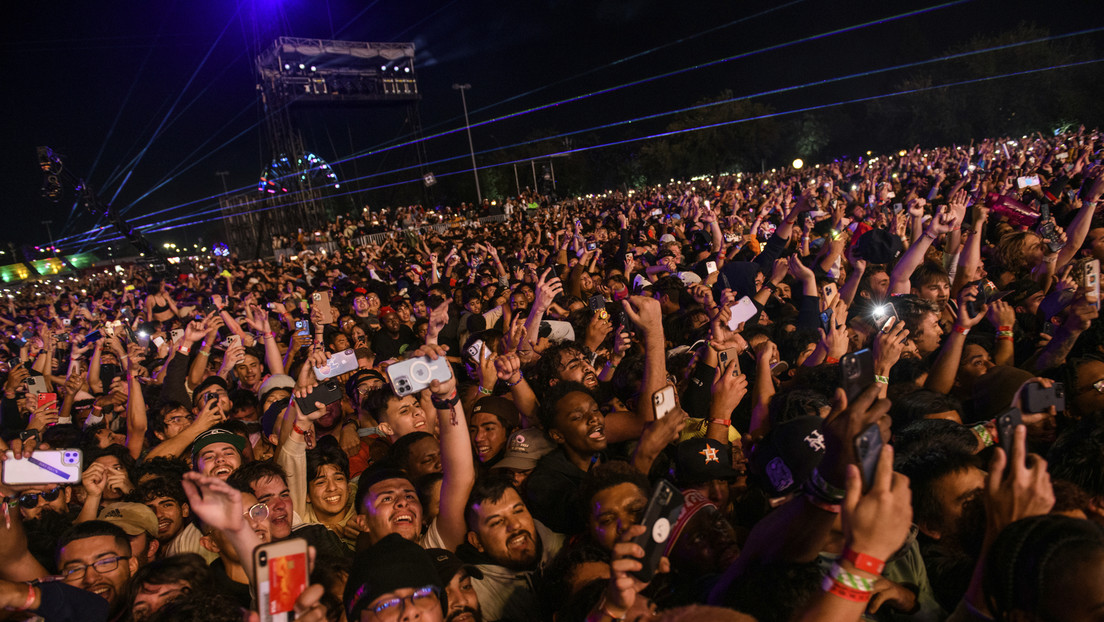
[20, 429, 40, 443]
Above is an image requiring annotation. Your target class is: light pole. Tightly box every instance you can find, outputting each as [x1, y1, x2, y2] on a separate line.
[452, 83, 482, 205]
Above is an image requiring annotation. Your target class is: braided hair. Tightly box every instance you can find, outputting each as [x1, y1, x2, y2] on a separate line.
[984, 515, 1104, 620]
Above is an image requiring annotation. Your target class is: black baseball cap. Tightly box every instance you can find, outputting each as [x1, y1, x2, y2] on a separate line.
[675, 438, 741, 487]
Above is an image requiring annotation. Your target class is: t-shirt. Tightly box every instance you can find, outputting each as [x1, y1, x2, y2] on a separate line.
[371, 325, 415, 361]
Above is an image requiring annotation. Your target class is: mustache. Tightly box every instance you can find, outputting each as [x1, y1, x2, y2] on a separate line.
[447, 607, 481, 622]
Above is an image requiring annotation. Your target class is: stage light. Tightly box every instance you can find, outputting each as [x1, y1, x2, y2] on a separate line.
[310, 66, 317, 71]
[299, 64, 305, 69]
[284, 64, 290, 70]
[380, 65, 386, 71]
[404, 67, 411, 73]
[899, 150, 907, 156]
[792, 158, 804, 169]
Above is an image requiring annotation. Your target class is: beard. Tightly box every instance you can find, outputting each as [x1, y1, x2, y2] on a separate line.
[447, 607, 482, 622]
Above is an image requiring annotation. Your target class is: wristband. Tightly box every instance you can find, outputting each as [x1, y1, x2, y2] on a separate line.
[874, 374, 889, 385]
[709, 418, 732, 427]
[972, 423, 995, 448]
[177, 344, 191, 356]
[841, 548, 886, 575]
[22, 583, 36, 611]
[293, 423, 312, 436]
[198, 348, 211, 357]
[924, 231, 938, 241]
[825, 356, 840, 365]
[804, 494, 841, 514]
[477, 385, 493, 396]
[829, 562, 877, 591]
[953, 325, 970, 335]
[431, 391, 460, 410]
[998, 325, 1012, 332]
[822, 576, 873, 602]
[263, 332, 275, 339]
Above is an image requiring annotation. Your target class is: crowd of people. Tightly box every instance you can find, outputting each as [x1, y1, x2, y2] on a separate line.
[2, 126, 1104, 622]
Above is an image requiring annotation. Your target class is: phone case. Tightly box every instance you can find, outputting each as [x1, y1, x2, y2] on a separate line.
[25, 376, 48, 396]
[1022, 382, 1066, 414]
[588, 294, 607, 312]
[652, 385, 677, 420]
[631, 480, 685, 582]
[254, 538, 309, 622]
[1084, 259, 1100, 308]
[853, 424, 883, 490]
[312, 291, 333, 323]
[997, 406, 1022, 457]
[313, 349, 358, 380]
[2, 450, 83, 485]
[294, 381, 343, 416]
[840, 349, 875, 402]
[387, 355, 453, 397]
[727, 297, 757, 330]
[717, 349, 741, 374]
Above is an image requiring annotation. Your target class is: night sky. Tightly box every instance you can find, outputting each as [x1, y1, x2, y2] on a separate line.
[2, 0, 1102, 253]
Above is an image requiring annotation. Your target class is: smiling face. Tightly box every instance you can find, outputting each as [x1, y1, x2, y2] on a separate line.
[234, 353, 264, 388]
[549, 391, 607, 459]
[249, 475, 293, 540]
[469, 412, 509, 463]
[144, 496, 188, 543]
[361, 477, 422, 544]
[195, 442, 241, 480]
[308, 464, 350, 519]
[59, 535, 138, 613]
[467, 487, 540, 571]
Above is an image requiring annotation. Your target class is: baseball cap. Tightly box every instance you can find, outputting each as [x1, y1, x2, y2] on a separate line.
[471, 396, 521, 430]
[747, 415, 826, 496]
[257, 374, 295, 402]
[426, 548, 484, 585]
[98, 502, 159, 538]
[675, 438, 741, 487]
[659, 233, 677, 244]
[492, 428, 555, 472]
[190, 428, 247, 464]
[345, 533, 443, 621]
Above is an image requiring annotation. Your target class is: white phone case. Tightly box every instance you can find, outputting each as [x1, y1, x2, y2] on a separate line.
[2, 450, 83, 485]
[727, 297, 758, 330]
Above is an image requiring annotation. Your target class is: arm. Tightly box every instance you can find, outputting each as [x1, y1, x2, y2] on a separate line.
[924, 285, 987, 395]
[124, 347, 148, 460]
[621, 296, 666, 426]
[425, 342, 475, 551]
[889, 206, 958, 295]
[181, 473, 262, 586]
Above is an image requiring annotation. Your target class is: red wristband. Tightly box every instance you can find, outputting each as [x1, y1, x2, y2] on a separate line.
[998, 325, 1012, 332]
[825, 356, 840, 365]
[293, 423, 311, 436]
[823, 577, 873, 602]
[709, 419, 731, 427]
[953, 325, 970, 335]
[177, 344, 191, 355]
[841, 548, 886, 575]
[23, 583, 36, 611]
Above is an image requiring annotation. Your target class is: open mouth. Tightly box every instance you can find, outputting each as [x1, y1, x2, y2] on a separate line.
[89, 584, 113, 600]
[583, 372, 598, 387]
[212, 466, 232, 478]
[587, 424, 605, 442]
[507, 531, 532, 550]
[158, 520, 172, 532]
[392, 512, 416, 527]
[322, 495, 342, 506]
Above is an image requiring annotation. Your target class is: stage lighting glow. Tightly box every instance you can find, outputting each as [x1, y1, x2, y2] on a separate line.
[792, 158, 804, 169]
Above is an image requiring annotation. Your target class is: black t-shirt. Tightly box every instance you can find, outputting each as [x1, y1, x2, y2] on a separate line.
[371, 325, 416, 361]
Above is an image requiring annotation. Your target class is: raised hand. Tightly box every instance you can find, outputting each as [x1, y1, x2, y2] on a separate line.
[533, 268, 564, 312]
[181, 472, 244, 533]
[841, 444, 912, 563]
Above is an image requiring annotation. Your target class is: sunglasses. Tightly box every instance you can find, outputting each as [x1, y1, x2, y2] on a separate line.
[19, 487, 63, 509]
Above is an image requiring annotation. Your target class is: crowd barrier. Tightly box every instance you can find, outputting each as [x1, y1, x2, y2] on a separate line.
[272, 213, 511, 262]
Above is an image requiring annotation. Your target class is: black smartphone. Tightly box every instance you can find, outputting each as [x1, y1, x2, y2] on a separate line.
[100, 363, 121, 386]
[854, 423, 883, 490]
[588, 294, 607, 313]
[997, 406, 1023, 457]
[819, 308, 833, 333]
[631, 480, 684, 582]
[839, 349, 875, 402]
[1021, 382, 1065, 414]
[293, 380, 343, 415]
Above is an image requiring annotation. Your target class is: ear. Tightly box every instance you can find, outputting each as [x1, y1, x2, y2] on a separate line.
[63, 486, 73, 504]
[154, 431, 166, 442]
[200, 535, 220, 554]
[466, 531, 485, 553]
[147, 537, 160, 560]
[128, 555, 140, 575]
[548, 428, 565, 445]
[378, 422, 394, 438]
[181, 503, 190, 518]
[917, 522, 942, 541]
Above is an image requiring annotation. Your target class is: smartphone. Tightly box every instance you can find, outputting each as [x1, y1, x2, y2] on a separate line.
[997, 406, 1023, 457]
[870, 303, 898, 331]
[840, 349, 875, 402]
[386, 355, 453, 397]
[293, 380, 343, 414]
[80, 330, 102, 348]
[311, 291, 333, 324]
[1083, 259, 1100, 309]
[1021, 382, 1066, 414]
[717, 348, 741, 374]
[254, 538, 309, 622]
[854, 423, 883, 490]
[314, 349, 358, 381]
[631, 480, 685, 582]
[170, 329, 184, 344]
[652, 385, 677, 420]
[2, 450, 83, 485]
[588, 294, 607, 313]
[25, 375, 48, 397]
[819, 308, 834, 333]
[36, 392, 58, 411]
[705, 261, 718, 275]
[586, 241, 597, 251]
[221, 334, 242, 350]
[727, 296, 757, 330]
[294, 320, 310, 338]
[153, 336, 165, 348]
[465, 339, 487, 362]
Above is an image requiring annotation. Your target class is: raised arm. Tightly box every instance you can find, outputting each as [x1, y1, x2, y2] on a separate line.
[889, 206, 959, 296]
[124, 345, 148, 460]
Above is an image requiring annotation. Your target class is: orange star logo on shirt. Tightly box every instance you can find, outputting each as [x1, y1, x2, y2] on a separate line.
[700, 445, 720, 464]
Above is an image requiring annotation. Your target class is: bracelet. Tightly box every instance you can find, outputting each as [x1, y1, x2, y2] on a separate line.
[293, 423, 312, 436]
[997, 330, 1013, 338]
[263, 332, 275, 339]
[972, 423, 995, 448]
[804, 493, 841, 514]
[198, 348, 211, 357]
[825, 356, 840, 365]
[874, 374, 889, 384]
[841, 547, 886, 575]
[998, 325, 1012, 332]
[924, 231, 938, 241]
[953, 325, 970, 335]
[709, 418, 731, 427]
[431, 391, 460, 410]
[829, 562, 877, 591]
[477, 385, 493, 396]
[506, 372, 525, 387]
[822, 576, 873, 602]
[22, 582, 36, 611]
[177, 344, 191, 356]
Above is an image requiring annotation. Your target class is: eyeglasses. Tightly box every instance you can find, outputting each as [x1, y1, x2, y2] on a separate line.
[62, 555, 129, 581]
[164, 414, 195, 426]
[371, 586, 440, 619]
[244, 502, 269, 523]
[18, 487, 63, 509]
